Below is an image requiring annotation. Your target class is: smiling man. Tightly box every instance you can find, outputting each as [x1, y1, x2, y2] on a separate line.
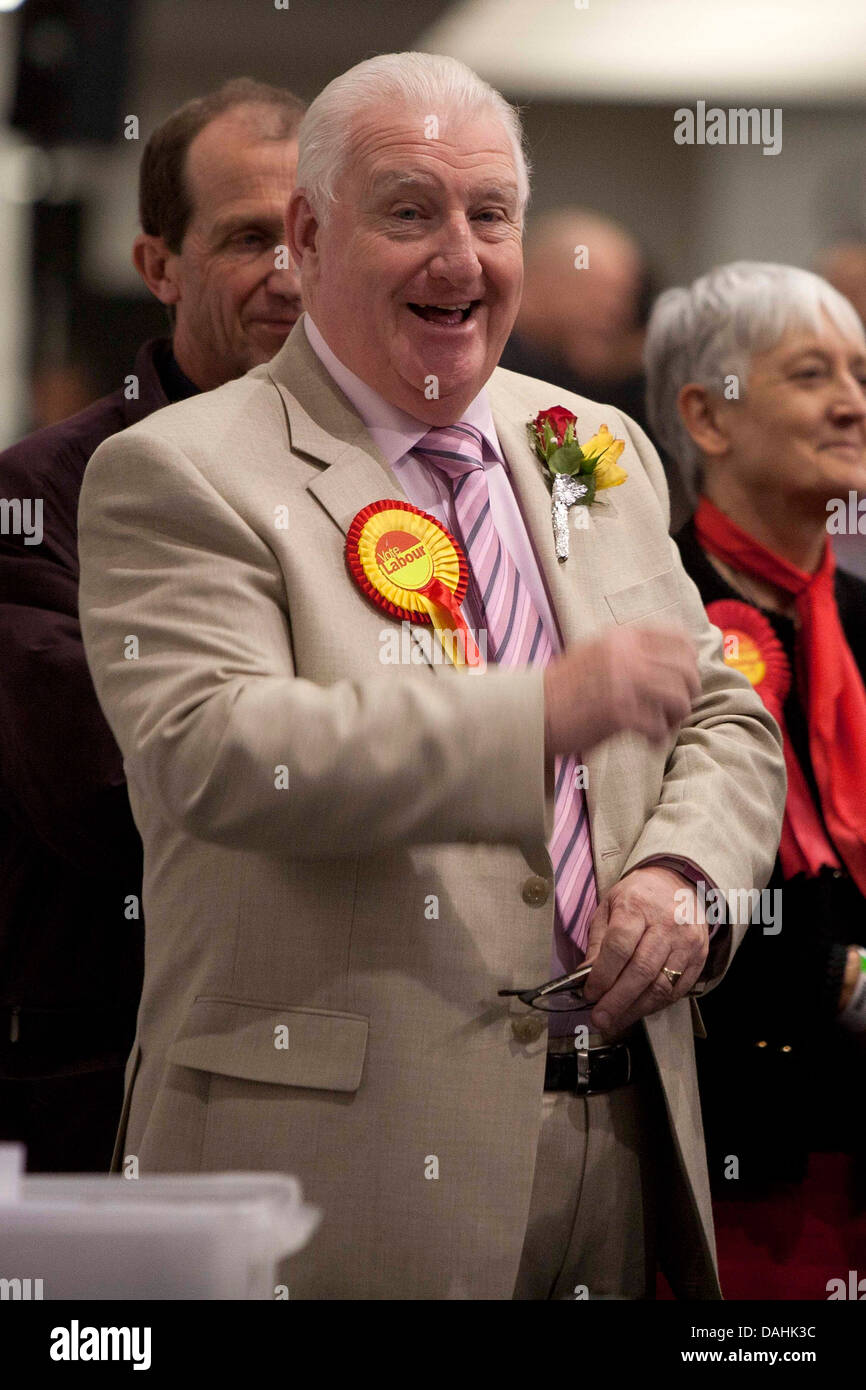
[134, 78, 305, 390]
[292, 106, 524, 418]
[0, 77, 304, 1177]
[77, 54, 785, 1299]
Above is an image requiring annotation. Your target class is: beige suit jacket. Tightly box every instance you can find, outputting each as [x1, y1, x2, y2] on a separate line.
[77, 320, 785, 1299]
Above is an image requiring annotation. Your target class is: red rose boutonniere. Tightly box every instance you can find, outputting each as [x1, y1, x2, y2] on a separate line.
[527, 406, 627, 560]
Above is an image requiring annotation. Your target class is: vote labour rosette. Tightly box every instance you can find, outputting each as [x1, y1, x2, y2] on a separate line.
[346, 499, 483, 667]
[706, 598, 790, 715]
[705, 596, 849, 883]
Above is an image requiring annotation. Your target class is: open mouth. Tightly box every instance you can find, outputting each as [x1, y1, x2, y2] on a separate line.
[408, 302, 478, 325]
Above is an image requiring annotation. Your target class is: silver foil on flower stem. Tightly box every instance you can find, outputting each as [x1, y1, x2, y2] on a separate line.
[551, 473, 589, 561]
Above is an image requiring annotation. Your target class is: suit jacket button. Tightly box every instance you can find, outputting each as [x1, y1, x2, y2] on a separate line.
[512, 1014, 545, 1043]
[522, 875, 550, 907]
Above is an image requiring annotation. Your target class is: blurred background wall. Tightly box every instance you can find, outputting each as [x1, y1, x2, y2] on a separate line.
[0, 0, 864, 443]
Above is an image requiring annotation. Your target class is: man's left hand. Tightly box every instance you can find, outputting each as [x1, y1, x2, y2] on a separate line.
[581, 866, 707, 1037]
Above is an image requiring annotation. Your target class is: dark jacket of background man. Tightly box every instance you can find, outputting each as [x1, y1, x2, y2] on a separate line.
[0, 76, 304, 1172]
[0, 343, 174, 1171]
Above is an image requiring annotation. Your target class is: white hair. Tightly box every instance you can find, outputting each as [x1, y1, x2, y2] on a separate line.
[296, 51, 531, 227]
[644, 260, 866, 493]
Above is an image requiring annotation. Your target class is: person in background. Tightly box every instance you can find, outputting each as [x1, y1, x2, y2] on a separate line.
[500, 207, 690, 528]
[0, 76, 305, 1173]
[817, 239, 866, 329]
[646, 260, 866, 1299]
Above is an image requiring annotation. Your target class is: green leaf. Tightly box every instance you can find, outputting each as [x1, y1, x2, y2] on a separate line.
[548, 443, 586, 475]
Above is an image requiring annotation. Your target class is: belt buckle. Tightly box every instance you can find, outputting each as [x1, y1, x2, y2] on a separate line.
[573, 1042, 632, 1095]
[575, 1047, 590, 1093]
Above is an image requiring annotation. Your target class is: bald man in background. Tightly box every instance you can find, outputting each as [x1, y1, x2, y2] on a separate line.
[502, 209, 648, 420]
[0, 77, 305, 1173]
[500, 208, 691, 530]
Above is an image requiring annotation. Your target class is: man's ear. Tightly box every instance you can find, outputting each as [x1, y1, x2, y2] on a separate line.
[286, 190, 319, 277]
[132, 233, 181, 307]
[677, 383, 731, 460]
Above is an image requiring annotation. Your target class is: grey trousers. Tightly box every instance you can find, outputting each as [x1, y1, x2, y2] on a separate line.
[512, 1032, 664, 1300]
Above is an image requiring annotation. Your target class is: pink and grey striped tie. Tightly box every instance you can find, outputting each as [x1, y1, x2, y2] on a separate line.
[413, 422, 597, 955]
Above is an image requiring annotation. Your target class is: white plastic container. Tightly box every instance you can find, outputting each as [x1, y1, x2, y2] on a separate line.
[0, 1148, 320, 1300]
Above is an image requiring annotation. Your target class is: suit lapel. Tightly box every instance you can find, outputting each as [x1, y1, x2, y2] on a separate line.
[489, 410, 593, 649]
[488, 374, 622, 652]
[268, 320, 409, 523]
[266, 322, 438, 671]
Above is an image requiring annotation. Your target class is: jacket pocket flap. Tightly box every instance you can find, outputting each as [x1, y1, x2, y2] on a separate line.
[605, 568, 680, 624]
[167, 996, 368, 1093]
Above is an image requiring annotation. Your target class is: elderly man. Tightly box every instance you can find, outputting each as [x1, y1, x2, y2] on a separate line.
[0, 77, 304, 1173]
[78, 54, 785, 1299]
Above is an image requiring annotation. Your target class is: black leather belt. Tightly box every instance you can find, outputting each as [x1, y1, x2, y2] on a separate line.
[543, 1042, 632, 1095]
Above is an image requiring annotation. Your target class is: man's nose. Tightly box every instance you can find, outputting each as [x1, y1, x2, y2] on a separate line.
[264, 250, 301, 298]
[427, 218, 483, 282]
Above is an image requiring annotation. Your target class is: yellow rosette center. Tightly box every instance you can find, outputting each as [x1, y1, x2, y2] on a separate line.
[374, 530, 435, 590]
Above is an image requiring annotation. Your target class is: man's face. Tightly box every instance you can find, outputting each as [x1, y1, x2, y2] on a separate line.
[714, 313, 866, 507]
[292, 104, 524, 422]
[168, 110, 301, 390]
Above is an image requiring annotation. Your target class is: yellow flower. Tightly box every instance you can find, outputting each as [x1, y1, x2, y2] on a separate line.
[581, 424, 627, 490]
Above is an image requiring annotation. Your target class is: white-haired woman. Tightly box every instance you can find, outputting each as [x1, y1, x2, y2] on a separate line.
[645, 261, 866, 1300]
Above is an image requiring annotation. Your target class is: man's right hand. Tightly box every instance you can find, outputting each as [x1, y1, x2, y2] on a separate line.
[543, 625, 701, 758]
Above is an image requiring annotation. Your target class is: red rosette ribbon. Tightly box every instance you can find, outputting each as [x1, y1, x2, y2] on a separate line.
[705, 599, 790, 718]
[346, 499, 482, 668]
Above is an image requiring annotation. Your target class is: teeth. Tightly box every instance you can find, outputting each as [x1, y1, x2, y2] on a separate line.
[418, 303, 472, 310]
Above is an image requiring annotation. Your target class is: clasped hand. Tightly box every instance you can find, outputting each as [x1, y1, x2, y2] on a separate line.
[581, 866, 708, 1037]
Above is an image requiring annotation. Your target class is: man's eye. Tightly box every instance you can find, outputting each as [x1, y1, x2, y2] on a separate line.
[475, 209, 504, 222]
[393, 207, 420, 221]
[235, 232, 266, 248]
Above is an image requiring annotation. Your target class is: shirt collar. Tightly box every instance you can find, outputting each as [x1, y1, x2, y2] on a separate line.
[303, 313, 505, 469]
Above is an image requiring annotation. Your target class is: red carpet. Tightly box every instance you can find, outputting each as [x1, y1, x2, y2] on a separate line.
[712, 1153, 865, 1300]
[656, 1153, 866, 1300]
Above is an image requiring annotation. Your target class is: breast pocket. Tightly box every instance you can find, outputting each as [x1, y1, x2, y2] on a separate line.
[604, 568, 681, 625]
[167, 996, 369, 1093]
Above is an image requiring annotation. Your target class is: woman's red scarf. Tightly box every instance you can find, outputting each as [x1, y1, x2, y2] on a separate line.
[694, 495, 866, 893]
